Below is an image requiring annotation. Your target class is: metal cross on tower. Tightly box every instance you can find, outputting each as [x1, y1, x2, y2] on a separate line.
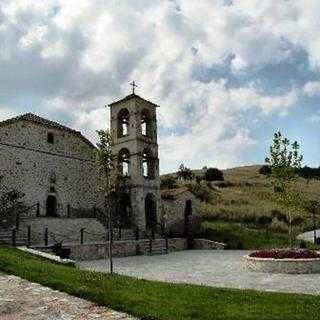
[130, 81, 138, 94]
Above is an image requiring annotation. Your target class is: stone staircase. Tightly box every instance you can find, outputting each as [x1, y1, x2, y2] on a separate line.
[139, 238, 168, 255]
[0, 227, 27, 246]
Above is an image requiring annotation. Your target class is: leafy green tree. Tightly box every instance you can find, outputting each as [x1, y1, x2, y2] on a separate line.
[265, 131, 304, 247]
[95, 129, 117, 273]
[177, 164, 193, 181]
[0, 176, 25, 218]
[204, 168, 224, 181]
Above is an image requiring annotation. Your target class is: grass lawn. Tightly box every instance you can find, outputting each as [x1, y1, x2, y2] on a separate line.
[199, 221, 317, 250]
[1, 246, 320, 319]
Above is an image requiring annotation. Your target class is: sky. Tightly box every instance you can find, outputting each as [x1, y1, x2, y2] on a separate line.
[0, 0, 319, 174]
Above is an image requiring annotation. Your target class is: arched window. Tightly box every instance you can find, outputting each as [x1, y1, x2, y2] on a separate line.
[142, 148, 155, 179]
[141, 109, 153, 138]
[118, 148, 130, 176]
[117, 108, 130, 137]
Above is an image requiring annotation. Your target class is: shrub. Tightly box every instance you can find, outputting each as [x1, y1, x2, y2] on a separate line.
[204, 168, 224, 181]
[160, 176, 178, 190]
[249, 249, 320, 259]
[213, 181, 235, 188]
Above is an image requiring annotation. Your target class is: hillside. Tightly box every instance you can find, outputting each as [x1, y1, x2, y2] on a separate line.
[161, 165, 320, 249]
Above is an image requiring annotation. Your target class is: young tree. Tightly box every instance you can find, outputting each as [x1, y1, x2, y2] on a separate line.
[95, 129, 117, 274]
[177, 164, 193, 181]
[265, 131, 304, 247]
[0, 176, 25, 220]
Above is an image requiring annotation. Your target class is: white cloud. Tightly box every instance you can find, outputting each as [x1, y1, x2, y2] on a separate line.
[0, 0, 319, 172]
[303, 81, 320, 97]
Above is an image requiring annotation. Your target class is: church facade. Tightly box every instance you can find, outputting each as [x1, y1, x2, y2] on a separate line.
[0, 93, 161, 233]
[0, 113, 103, 218]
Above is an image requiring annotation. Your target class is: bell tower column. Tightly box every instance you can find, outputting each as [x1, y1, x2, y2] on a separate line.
[109, 91, 160, 233]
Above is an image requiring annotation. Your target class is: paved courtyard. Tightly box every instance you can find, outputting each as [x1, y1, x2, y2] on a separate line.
[0, 273, 136, 320]
[79, 250, 320, 295]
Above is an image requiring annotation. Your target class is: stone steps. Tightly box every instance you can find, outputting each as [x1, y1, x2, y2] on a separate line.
[0, 228, 27, 246]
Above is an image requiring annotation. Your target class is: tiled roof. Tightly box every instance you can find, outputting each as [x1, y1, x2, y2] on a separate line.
[108, 93, 159, 108]
[161, 187, 191, 200]
[0, 113, 95, 148]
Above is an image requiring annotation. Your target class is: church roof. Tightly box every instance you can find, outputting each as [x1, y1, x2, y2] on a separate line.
[108, 93, 159, 108]
[0, 113, 95, 148]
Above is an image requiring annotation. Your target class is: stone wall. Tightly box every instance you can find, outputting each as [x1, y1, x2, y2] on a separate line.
[246, 255, 320, 274]
[0, 120, 103, 217]
[162, 191, 201, 235]
[20, 218, 107, 245]
[67, 238, 187, 260]
[193, 239, 226, 250]
[20, 217, 136, 245]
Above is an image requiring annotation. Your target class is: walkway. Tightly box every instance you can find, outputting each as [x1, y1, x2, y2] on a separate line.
[0, 273, 136, 320]
[79, 250, 320, 295]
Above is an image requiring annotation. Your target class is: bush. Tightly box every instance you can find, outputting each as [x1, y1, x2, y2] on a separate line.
[204, 168, 224, 181]
[160, 176, 178, 190]
[259, 165, 271, 175]
[213, 181, 235, 188]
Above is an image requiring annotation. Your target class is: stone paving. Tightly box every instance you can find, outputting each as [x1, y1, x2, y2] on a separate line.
[0, 273, 136, 320]
[79, 250, 320, 295]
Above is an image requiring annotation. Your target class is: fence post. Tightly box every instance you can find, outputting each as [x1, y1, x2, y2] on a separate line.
[135, 227, 139, 241]
[165, 235, 169, 254]
[119, 226, 122, 240]
[93, 206, 96, 218]
[16, 213, 20, 231]
[12, 229, 16, 246]
[80, 228, 84, 244]
[67, 204, 70, 218]
[44, 227, 48, 246]
[36, 202, 40, 217]
[149, 236, 152, 254]
[27, 226, 31, 247]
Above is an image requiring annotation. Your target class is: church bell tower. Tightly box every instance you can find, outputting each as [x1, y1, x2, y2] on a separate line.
[109, 87, 160, 233]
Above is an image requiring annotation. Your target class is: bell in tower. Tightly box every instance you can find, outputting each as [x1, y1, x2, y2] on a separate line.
[108, 86, 160, 233]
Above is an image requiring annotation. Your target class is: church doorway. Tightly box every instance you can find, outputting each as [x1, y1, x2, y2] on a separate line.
[145, 193, 157, 231]
[46, 195, 57, 217]
[118, 193, 132, 228]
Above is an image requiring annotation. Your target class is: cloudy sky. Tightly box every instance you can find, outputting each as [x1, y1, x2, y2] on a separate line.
[0, 0, 319, 173]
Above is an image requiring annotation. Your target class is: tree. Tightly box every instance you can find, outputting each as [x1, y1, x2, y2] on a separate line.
[204, 168, 224, 181]
[177, 164, 193, 181]
[0, 176, 25, 220]
[265, 131, 304, 247]
[95, 129, 117, 274]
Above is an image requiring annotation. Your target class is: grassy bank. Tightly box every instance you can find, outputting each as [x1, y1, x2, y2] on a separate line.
[199, 221, 316, 250]
[1, 246, 320, 320]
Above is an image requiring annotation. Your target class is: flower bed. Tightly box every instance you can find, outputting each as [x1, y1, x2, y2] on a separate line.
[245, 249, 320, 274]
[249, 249, 320, 260]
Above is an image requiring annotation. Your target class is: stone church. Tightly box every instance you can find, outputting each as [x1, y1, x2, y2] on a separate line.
[0, 93, 161, 239]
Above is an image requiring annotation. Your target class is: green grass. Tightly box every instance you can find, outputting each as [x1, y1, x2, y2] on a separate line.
[1, 246, 320, 319]
[199, 221, 315, 250]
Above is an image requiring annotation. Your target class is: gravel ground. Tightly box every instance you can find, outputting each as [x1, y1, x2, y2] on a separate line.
[79, 250, 320, 295]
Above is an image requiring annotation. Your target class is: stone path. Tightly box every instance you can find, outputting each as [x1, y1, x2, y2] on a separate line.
[0, 273, 136, 320]
[79, 250, 320, 295]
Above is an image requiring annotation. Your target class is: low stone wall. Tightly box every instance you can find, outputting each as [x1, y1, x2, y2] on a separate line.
[67, 238, 188, 261]
[193, 239, 226, 250]
[18, 246, 75, 266]
[245, 255, 320, 274]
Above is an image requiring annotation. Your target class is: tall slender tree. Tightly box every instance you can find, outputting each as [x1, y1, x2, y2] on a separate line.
[95, 129, 116, 274]
[265, 131, 304, 247]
